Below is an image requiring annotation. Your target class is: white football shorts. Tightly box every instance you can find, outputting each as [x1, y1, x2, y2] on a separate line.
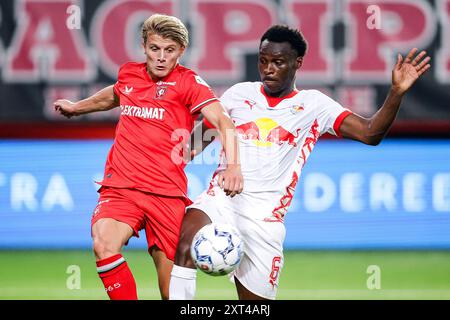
[187, 185, 286, 300]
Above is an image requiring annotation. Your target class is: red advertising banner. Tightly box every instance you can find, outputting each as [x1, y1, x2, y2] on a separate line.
[0, 0, 449, 137]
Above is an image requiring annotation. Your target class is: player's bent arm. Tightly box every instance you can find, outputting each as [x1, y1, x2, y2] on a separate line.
[200, 102, 240, 167]
[339, 88, 404, 146]
[54, 85, 119, 118]
[77, 85, 119, 114]
[200, 102, 243, 196]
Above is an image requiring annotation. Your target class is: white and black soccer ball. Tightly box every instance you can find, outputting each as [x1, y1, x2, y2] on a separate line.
[190, 223, 244, 276]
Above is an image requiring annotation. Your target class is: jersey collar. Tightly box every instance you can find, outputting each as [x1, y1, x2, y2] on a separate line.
[259, 84, 299, 108]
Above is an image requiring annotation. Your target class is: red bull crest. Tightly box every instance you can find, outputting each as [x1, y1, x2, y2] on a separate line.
[290, 104, 305, 114]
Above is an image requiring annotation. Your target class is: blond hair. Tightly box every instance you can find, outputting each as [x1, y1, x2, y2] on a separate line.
[141, 14, 189, 47]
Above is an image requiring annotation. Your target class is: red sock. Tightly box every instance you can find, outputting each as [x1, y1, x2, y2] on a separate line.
[96, 254, 137, 300]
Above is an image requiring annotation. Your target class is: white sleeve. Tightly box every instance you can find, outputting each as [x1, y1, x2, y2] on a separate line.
[218, 86, 235, 114]
[315, 90, 352, 137]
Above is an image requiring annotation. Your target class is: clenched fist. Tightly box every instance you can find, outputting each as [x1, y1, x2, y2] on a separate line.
[54, 99, 78, 118]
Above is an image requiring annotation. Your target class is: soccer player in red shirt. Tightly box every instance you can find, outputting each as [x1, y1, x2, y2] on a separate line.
[54, 14, 243, 300]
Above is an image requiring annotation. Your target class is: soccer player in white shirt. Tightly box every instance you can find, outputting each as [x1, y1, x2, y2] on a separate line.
[169, 25, 431, 300]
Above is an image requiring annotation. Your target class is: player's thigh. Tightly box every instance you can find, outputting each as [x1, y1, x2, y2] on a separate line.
[180, 208, 213, 242]
[142, 194, 187, 262]
[91, 187, 144, 258]
[234, 219, 286, 300]
[176, 187, 234, 264]
[235, 277, 268, 300]
[175, 208, 212, 266]
[186, 185, 235, 229]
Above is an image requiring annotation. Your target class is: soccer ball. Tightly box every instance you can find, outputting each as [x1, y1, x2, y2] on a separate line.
[190, 223, 244, 276]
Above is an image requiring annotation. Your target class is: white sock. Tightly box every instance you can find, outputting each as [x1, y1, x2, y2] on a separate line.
[169, 265, 197, 300]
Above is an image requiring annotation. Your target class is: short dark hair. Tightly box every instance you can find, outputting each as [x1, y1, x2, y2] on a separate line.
[260, 25, 308, 57]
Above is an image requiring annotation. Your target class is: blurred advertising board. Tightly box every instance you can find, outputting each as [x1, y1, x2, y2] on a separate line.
[0, 139, 449, 249]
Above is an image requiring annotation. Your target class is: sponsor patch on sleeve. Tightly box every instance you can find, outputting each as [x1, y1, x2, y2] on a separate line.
[194, 75, 210, 87]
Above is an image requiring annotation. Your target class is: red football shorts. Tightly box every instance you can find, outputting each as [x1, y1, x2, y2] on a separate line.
[91, 186, 191, 261]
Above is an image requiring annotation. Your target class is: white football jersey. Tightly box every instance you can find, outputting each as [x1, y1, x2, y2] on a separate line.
[211, 82, 352, 220]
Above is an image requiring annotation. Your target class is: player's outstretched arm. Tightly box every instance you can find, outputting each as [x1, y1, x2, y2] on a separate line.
[201, 102, 243, 197]
[54, 85, 119, 118]
[339, 48, 431, 145]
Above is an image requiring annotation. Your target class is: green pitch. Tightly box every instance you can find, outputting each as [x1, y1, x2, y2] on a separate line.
[1, 250, 450, 300]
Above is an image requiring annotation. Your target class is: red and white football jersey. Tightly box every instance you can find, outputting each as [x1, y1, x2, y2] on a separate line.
[212, 82, 352, 219]
[98, 62, 217, 199]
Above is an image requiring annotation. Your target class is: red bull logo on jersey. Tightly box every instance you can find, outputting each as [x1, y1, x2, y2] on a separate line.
[235, 117, 300, 147]
[290, 104, 305, 114]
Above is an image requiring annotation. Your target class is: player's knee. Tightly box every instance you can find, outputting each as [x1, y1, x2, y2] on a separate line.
[92, 234, 121, 260]
[175, 209, 211, 267]
[174, 236, 193, 266]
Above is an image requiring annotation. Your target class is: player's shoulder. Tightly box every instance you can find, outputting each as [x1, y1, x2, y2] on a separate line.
[175, 64, 210, 85]
[174, 64, 202, 80]
[174, 64, 195, 75]
[116, 61, 146, 79]
[119, 61, 146, 71]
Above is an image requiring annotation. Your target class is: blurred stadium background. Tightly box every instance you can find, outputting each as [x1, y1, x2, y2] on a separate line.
[1, 0, 450, 300]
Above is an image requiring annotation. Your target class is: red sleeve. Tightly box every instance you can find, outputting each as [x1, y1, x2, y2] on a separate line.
[182, 72, 218, 114]
[113, 64, 126, 97]
[333, 110, 353, 138]
[113, 80, 120, 97]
